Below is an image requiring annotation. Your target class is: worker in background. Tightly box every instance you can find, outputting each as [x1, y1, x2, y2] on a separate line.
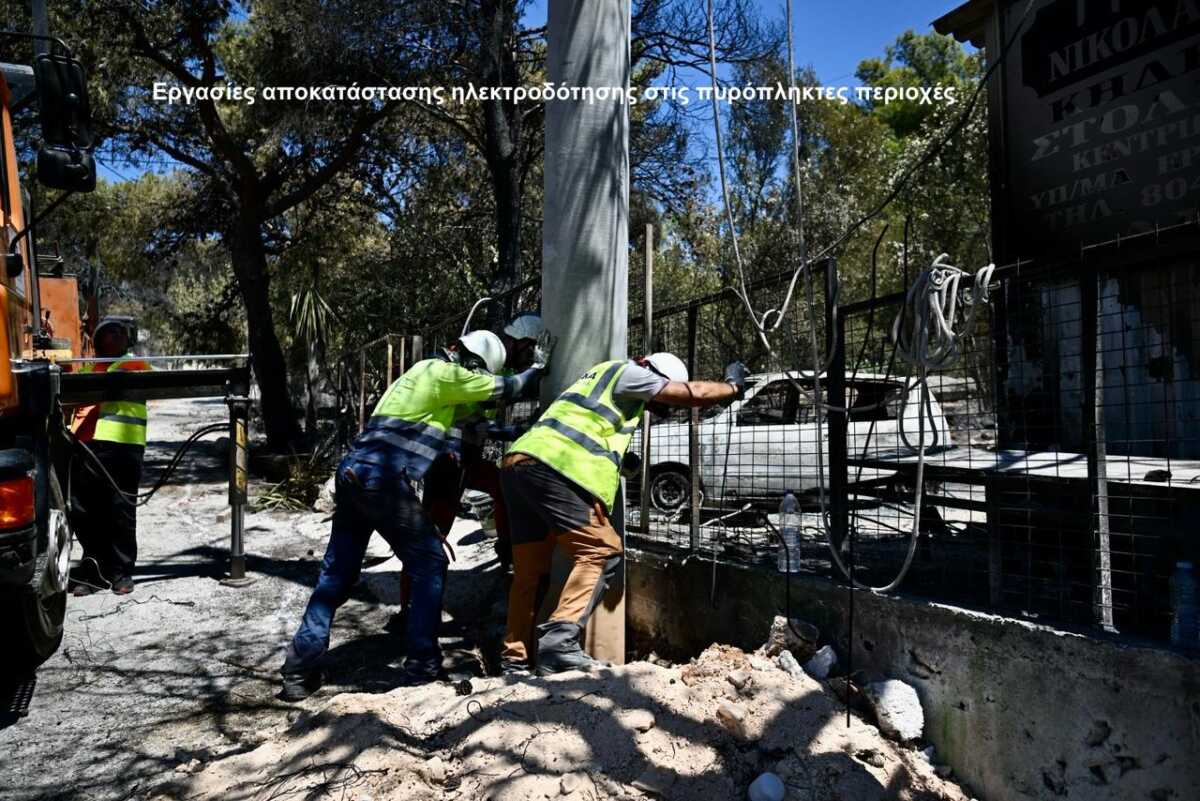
[387, 314, 547, 636]
[500, 353, 748, 675]
[281, 329, 553, 700]
[68, 318, 151, 596]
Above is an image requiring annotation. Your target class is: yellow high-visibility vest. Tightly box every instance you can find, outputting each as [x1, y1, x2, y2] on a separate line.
[511, 360, 643, 511]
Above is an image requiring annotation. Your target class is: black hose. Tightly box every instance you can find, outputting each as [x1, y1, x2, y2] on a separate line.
[68, 421, 229, 507]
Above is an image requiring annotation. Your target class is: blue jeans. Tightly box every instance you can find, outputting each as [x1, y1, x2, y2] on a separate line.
[283, 456, 448, 678]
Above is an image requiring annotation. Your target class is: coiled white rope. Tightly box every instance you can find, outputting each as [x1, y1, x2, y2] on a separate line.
[820, 256, 995, 592]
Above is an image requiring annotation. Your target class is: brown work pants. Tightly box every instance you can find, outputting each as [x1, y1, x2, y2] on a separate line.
[499, 454, 622, 663]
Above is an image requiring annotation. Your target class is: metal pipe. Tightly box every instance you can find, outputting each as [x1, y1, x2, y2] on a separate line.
[56, 354, 249, 364]
[222, 390, 253, 586]
[639, 224, 653, 531]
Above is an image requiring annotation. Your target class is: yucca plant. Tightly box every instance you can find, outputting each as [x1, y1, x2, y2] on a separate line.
[255, 432, 340, 511]
[291, 274, 335, 435]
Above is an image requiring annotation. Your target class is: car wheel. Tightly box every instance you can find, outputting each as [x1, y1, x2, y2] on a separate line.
[648, 467, 691, 514]
[1, 469, 70, 679]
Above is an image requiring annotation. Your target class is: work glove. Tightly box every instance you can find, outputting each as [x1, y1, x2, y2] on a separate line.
[723, 360, 749, 394]
[531, 331, 557, 371]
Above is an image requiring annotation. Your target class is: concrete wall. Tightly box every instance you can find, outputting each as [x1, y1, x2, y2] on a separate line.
[627, 551, 1200, 801]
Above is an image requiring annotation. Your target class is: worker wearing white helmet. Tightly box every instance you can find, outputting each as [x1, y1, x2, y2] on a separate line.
[499, 312, 544, 371]
[499, 353, 748, 676]
[282, 328, 554, 700]
[417, 314, 552, 603]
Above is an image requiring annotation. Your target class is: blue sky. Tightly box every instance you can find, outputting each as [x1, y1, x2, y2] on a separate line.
[97, 1, 967, 183]
[522, 0, 965, 83]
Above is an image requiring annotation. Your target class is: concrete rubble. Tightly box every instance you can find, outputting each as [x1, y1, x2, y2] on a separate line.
[803, 645, 838, 680]
[863, 679, 926, 742]
[154, 643, 970, 801]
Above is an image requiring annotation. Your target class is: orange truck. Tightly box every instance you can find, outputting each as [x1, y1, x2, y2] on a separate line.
[0, 38, 98, 681]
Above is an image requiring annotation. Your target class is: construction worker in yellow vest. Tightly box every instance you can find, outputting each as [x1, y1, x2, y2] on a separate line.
[500, 354, 748, 675]
[68, 317, 151, 596]
[281, 329, 554, 700]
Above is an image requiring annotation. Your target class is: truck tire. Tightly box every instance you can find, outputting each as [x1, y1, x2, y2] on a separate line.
[1, 469, 70, 679]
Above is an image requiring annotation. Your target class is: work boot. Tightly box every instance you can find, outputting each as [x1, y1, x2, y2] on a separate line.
[534, 621, 608, 676]
[384, 609, 407, 635]
[69, 558, 106, 595]
[280, 670, 321, 702]
[110, 575, 135, 595]
[70, 581, 98, 597]
[499, 659, 531, 678]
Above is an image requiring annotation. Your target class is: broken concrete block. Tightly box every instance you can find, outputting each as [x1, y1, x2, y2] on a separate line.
[727, 669, 751, 690]
[421, 755, 446, 785]
[777, 650, 805, 680]
[560, 773, 584, 795]
[748, 654, 774, 672]
[313, 476, 336, 513]
[855, 749, 886, 768]
[759, 615, 818, 659]
[716, 701, 747, 738]
[623, 709, 656, 733]
[803, 646, 837, 680]
[632, 765, 676, 795]
[747, 772, 785, 801]
[863, 680, 924, 742]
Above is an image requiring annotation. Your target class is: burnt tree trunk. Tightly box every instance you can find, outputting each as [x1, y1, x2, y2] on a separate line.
[227, 221, 298, 449]
[478, 0, 524, 328]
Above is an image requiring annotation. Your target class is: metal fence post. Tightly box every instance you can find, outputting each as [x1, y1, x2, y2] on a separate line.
[358, 350, 367, 432]
[639, 224, 654, 534]
[825, 259, 849, 552]
[222, 379, 253, 587]
[1081, 262, 1115, 632]
[386, 336, 395, 387]
[687, 305, 700, 553]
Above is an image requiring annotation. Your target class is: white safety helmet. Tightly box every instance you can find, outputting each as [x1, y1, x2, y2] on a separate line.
[503, 313, 544, 342]
[457, 330, 507, 374]
[644, 352, 688, 383]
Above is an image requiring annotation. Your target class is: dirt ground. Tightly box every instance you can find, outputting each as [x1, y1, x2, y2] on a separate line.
[1, 398, 974, 801]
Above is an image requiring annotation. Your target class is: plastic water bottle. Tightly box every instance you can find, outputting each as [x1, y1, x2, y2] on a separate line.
[777, 492, 801, 573]
[1170, 561, 1197, 650]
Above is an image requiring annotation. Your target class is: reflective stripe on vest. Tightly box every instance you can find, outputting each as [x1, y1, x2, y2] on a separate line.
[511, 360, 643, 511]
[86, 360, 150, 446]
[351, 359, 473, 479]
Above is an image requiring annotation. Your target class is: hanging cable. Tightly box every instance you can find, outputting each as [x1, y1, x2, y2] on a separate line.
[701, 0, 1035, 595]
[68, 421, 229, 507]
[820, 256, 994, 592]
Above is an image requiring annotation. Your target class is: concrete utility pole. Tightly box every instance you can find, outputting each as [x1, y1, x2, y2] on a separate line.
[542, 0, 631, 663]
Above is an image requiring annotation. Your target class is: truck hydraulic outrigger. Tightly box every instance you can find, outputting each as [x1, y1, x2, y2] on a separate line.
[58, 357, 255, 585]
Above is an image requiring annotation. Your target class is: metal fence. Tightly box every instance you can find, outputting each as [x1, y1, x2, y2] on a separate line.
[335, 228, 1200, 649]
[628, 228, 1200, 649]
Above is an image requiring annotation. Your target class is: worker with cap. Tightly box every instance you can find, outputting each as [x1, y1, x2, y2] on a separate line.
[68, 317, 151, 596]
[500, 353, 748, 675]
[281, 329, 553, 700]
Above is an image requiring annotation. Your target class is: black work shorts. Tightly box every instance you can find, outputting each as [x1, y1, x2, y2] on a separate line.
[500, 455, 596, 545]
